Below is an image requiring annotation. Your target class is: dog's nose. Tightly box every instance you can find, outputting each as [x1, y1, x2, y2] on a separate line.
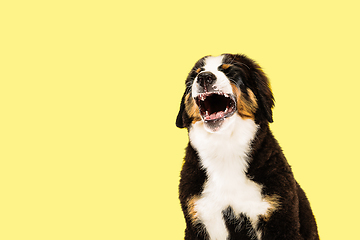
[197, 72, 216, 88]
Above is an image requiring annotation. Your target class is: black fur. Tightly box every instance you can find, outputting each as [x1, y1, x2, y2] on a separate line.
[176, 54, 319, 240]
[176, 93, 187, 128]
[220, 54, 274, 124]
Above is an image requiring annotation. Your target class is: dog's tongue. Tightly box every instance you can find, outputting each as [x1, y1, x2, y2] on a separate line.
[205, 111, 225, 121]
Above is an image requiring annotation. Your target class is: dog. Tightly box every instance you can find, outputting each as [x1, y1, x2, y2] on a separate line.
[176, 54, 319, 240]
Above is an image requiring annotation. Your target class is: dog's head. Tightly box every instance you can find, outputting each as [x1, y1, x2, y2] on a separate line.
[176, 54, 274, 132]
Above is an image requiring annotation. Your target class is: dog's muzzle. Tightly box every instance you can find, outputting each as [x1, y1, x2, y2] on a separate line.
[195, 92, 236, 122]
[193, 72, 237, 132]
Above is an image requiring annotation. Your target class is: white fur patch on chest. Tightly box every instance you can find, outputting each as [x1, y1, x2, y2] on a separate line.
[189, 115, 270, 240]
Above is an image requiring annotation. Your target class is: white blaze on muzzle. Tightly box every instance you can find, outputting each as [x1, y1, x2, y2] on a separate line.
[191, 55, 237, 132]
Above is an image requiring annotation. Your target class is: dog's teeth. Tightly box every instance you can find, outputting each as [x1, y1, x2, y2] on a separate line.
[205, 110, 209, 116]
[225, 107, 228, 112]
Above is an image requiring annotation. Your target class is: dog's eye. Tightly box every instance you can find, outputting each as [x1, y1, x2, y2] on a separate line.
[219, 64, 244, 86]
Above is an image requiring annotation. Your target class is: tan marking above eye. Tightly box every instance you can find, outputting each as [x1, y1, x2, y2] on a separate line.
[196, 68, 202, 73]
[221, 64, 231, 70]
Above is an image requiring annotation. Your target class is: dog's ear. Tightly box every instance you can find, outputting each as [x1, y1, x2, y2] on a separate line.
[176, 92, 188, 128]
[252, 68, 275, 123]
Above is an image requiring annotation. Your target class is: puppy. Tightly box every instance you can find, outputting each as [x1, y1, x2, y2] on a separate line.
[176, 54, 319, 240]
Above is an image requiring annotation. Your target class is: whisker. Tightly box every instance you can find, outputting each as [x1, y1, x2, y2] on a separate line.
[229, 78, 240, 87]
[227, 54, 250, 69]
[239, 62, 250, 70]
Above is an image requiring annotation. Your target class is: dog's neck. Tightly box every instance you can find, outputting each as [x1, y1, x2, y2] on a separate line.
[188, 114, 259, 171]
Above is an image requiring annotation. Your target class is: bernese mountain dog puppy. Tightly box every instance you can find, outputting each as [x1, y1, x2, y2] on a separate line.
[176, 54, 319, 240]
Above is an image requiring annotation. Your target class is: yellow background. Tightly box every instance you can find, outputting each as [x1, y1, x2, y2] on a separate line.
[1, 1, 359, 239]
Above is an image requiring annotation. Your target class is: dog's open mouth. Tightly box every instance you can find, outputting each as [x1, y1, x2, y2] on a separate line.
[195, 92, 236, 122]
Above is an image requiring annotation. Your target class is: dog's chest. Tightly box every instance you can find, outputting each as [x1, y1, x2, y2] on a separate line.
[189, 116, 270, 240]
